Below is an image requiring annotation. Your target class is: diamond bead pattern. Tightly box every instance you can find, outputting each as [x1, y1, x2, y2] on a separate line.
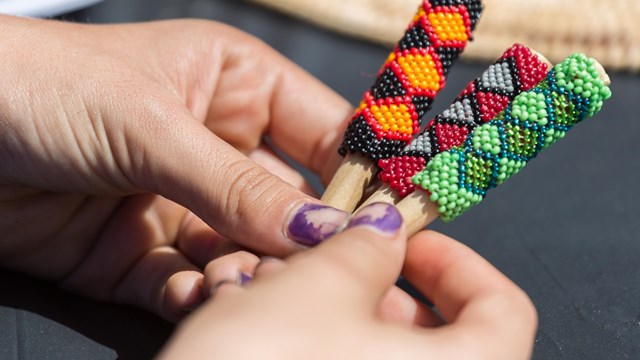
[377, 44, 549, 197]
[411, 53, 612, 222]
[339, 0, 483, 161]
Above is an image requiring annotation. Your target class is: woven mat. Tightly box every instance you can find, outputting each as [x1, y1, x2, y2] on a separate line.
[249, 0, 640, 72]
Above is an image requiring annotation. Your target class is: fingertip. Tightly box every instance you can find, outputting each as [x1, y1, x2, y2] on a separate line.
[294, 203, 407, 303]
[163, 270, 205, 322]
[346, 202, 405, 237]
[202, 251, 260, 296]
[284, 202, 350, 247]
[253, 256, 287, 279]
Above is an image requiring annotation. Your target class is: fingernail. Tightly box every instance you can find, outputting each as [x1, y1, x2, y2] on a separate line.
[285, 203, 349, 246]
[237, 272, 252, 285]
[347, 202, 403, 236]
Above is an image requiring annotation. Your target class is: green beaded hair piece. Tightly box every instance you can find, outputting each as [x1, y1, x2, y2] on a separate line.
[411, 53, 612, 222]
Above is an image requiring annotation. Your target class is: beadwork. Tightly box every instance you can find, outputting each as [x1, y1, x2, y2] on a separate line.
[378, 44, 549, 198]
[339, 0, 483, 161]
[411, 53, 612, 222]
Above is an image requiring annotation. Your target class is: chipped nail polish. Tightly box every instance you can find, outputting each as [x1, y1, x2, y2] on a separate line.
[238, 272, 252, 285]
[347, 202, 403, 236]
[286, 203, 349, 246]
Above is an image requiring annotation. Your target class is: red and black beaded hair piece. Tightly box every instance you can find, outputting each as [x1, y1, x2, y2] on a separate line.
[377, 44, 550, 198]
[338, 0, 484, 162]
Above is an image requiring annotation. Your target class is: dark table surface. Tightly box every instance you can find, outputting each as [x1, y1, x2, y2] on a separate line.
[1, 0, 639, 359]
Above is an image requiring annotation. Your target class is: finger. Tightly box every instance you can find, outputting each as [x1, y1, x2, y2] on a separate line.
[253, 256, 287, 279]
[112, 245, 204, 323]
[377, 286, 444, 327]
[248, 144, 317, 197]
[205, 29, 352, 184]
[176, 212, 246, 268]
[287, 202, 406, 309]
[202, 251, 260, 296]
[265, 63, 350, 184]
[165, 270, 205, 315]
[402, 230, 537, 357]
[127, 102, 349, 255]
[209, 280, 243, 300]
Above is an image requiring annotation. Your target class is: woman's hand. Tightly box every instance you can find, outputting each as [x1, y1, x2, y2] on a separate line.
[0, 15, 352, 321]
[159, 203, 538, 360]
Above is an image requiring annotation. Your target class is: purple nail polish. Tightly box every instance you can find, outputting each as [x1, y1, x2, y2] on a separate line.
[238, 272, 252, 285]
[347, 203, 402, 235]
[286, 203, 349, 246]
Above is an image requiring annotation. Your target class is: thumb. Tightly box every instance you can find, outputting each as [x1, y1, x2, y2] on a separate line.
[290, 202, 407, 305]
[132, 109, 348, 256]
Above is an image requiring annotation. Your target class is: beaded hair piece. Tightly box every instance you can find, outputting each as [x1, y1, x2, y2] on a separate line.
[338, 0, 483, 161]
[412, 53, 612, 222]
[377, 43, 549, 197]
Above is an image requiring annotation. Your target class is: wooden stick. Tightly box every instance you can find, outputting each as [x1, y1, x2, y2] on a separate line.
[356, 184, 402, 211]
[323, 1, 484, 213]
[593, 59, 611, 85]
[321, 154, 374, 212]
[396, 190, 440, 235]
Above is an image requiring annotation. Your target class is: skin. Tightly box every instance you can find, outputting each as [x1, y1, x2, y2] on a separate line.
[160, 225, 537, 360]
[0, 15, 351, 321]
[0, 15, 537, 358]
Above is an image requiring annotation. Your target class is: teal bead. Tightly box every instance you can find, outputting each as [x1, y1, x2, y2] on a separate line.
[410, 53, 611, 223]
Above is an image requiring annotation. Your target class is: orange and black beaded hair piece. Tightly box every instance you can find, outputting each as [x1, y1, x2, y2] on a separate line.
[338, 0, 484, 161]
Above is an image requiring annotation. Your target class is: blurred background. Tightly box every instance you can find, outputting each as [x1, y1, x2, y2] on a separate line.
[1, 0, 639, 359]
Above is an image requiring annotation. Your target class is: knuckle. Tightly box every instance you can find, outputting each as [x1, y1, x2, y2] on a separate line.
[221, 159, 283, 223]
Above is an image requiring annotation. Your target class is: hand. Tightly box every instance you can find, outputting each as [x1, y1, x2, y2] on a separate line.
[159, 203, 538, 360]
[0, 15, 352, 321]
